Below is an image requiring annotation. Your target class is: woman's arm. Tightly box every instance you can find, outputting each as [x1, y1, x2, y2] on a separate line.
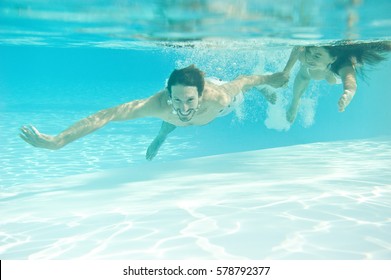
[286, 65, 311, 123]
[221, 47, 304, 98]
[283, 46, 303, 74]
[278, 46, 304, 87]
[337, 65, 357, 112]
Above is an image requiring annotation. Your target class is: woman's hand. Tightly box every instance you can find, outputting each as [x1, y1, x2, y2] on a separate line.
[338, 90, 355, 112]
[266, 72, 290, 88]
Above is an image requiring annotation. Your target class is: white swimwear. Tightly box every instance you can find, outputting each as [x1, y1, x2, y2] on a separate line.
[306, 67, 342, 84]
[206, 77, 244, 117]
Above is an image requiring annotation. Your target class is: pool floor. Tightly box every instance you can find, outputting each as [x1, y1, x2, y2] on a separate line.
[1, 137, 390, 259]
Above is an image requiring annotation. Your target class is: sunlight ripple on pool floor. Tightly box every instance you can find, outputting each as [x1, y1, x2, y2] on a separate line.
[0, 137, 390, 259]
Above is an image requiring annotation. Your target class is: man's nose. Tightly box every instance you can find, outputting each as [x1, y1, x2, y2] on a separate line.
[180, 104, 189, 112]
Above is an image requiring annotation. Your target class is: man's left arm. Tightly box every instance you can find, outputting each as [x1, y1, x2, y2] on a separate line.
[146, 121, 177, 161]
[222, 72, 287, 97]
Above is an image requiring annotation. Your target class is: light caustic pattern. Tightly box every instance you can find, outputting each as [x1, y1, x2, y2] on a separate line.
[1, 138, 390, 259]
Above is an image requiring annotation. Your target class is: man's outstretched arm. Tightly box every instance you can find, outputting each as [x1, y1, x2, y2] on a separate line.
[146, 121, 177, 161]
[223, 72, 287, 97]
[20, 96, 159, 150]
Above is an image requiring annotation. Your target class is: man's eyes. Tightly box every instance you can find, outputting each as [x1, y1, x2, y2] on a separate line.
[174, 99, 195, 103]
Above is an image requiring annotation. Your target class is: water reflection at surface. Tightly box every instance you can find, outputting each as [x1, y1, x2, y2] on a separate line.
[1, 0, 390, 46]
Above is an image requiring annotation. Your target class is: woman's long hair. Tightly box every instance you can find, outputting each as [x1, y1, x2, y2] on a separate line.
[324, 41, 391, 78]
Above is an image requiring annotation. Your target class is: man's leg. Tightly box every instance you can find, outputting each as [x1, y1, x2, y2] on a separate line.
[146, 121, 176, 161]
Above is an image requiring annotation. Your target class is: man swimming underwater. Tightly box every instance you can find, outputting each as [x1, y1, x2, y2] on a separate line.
[20, 65, 286, 160]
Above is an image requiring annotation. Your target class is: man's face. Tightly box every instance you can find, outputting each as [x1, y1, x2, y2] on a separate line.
[304, 47, 336, 70]
[170, 85, 200, 122]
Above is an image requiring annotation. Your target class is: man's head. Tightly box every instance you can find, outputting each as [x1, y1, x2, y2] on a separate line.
[166, 65, 205, 122]
[167, 64, 205, 96]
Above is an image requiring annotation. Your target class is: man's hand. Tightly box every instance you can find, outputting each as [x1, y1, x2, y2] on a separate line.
[266, 72, 290, 88]
[19, 125, 61, 150]
[146, 136, 165, 161]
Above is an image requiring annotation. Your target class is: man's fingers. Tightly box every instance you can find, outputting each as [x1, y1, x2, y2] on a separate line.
[19, 133, 38, 147]
[146, 147, 153, 161]
[20, 126, 32, 139]
[22, 127, 36, 139]
[19, 133, 29, 142]
[19, 126, 44, 147]
[29, 125, 40, 136]
[146, 153, 154, 161]
[20, 126, 30, 135]
[146, 150, 156, 161]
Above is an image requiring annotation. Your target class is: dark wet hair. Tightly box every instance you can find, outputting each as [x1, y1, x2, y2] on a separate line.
[321, 41, 391, 77]
[167, 64, 205, 97]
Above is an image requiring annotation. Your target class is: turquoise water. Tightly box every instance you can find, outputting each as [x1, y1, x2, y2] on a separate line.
[1, 45, 391, 187]
[0, 0, 391, 259]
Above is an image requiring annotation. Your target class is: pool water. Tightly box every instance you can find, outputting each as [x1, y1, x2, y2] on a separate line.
[0, 0, 390, 259]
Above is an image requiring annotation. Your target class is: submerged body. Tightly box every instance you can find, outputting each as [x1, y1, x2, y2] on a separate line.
[20, 65, 285, 159]
[282, 46, 356, 123]
[280, 41, 391, 123]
